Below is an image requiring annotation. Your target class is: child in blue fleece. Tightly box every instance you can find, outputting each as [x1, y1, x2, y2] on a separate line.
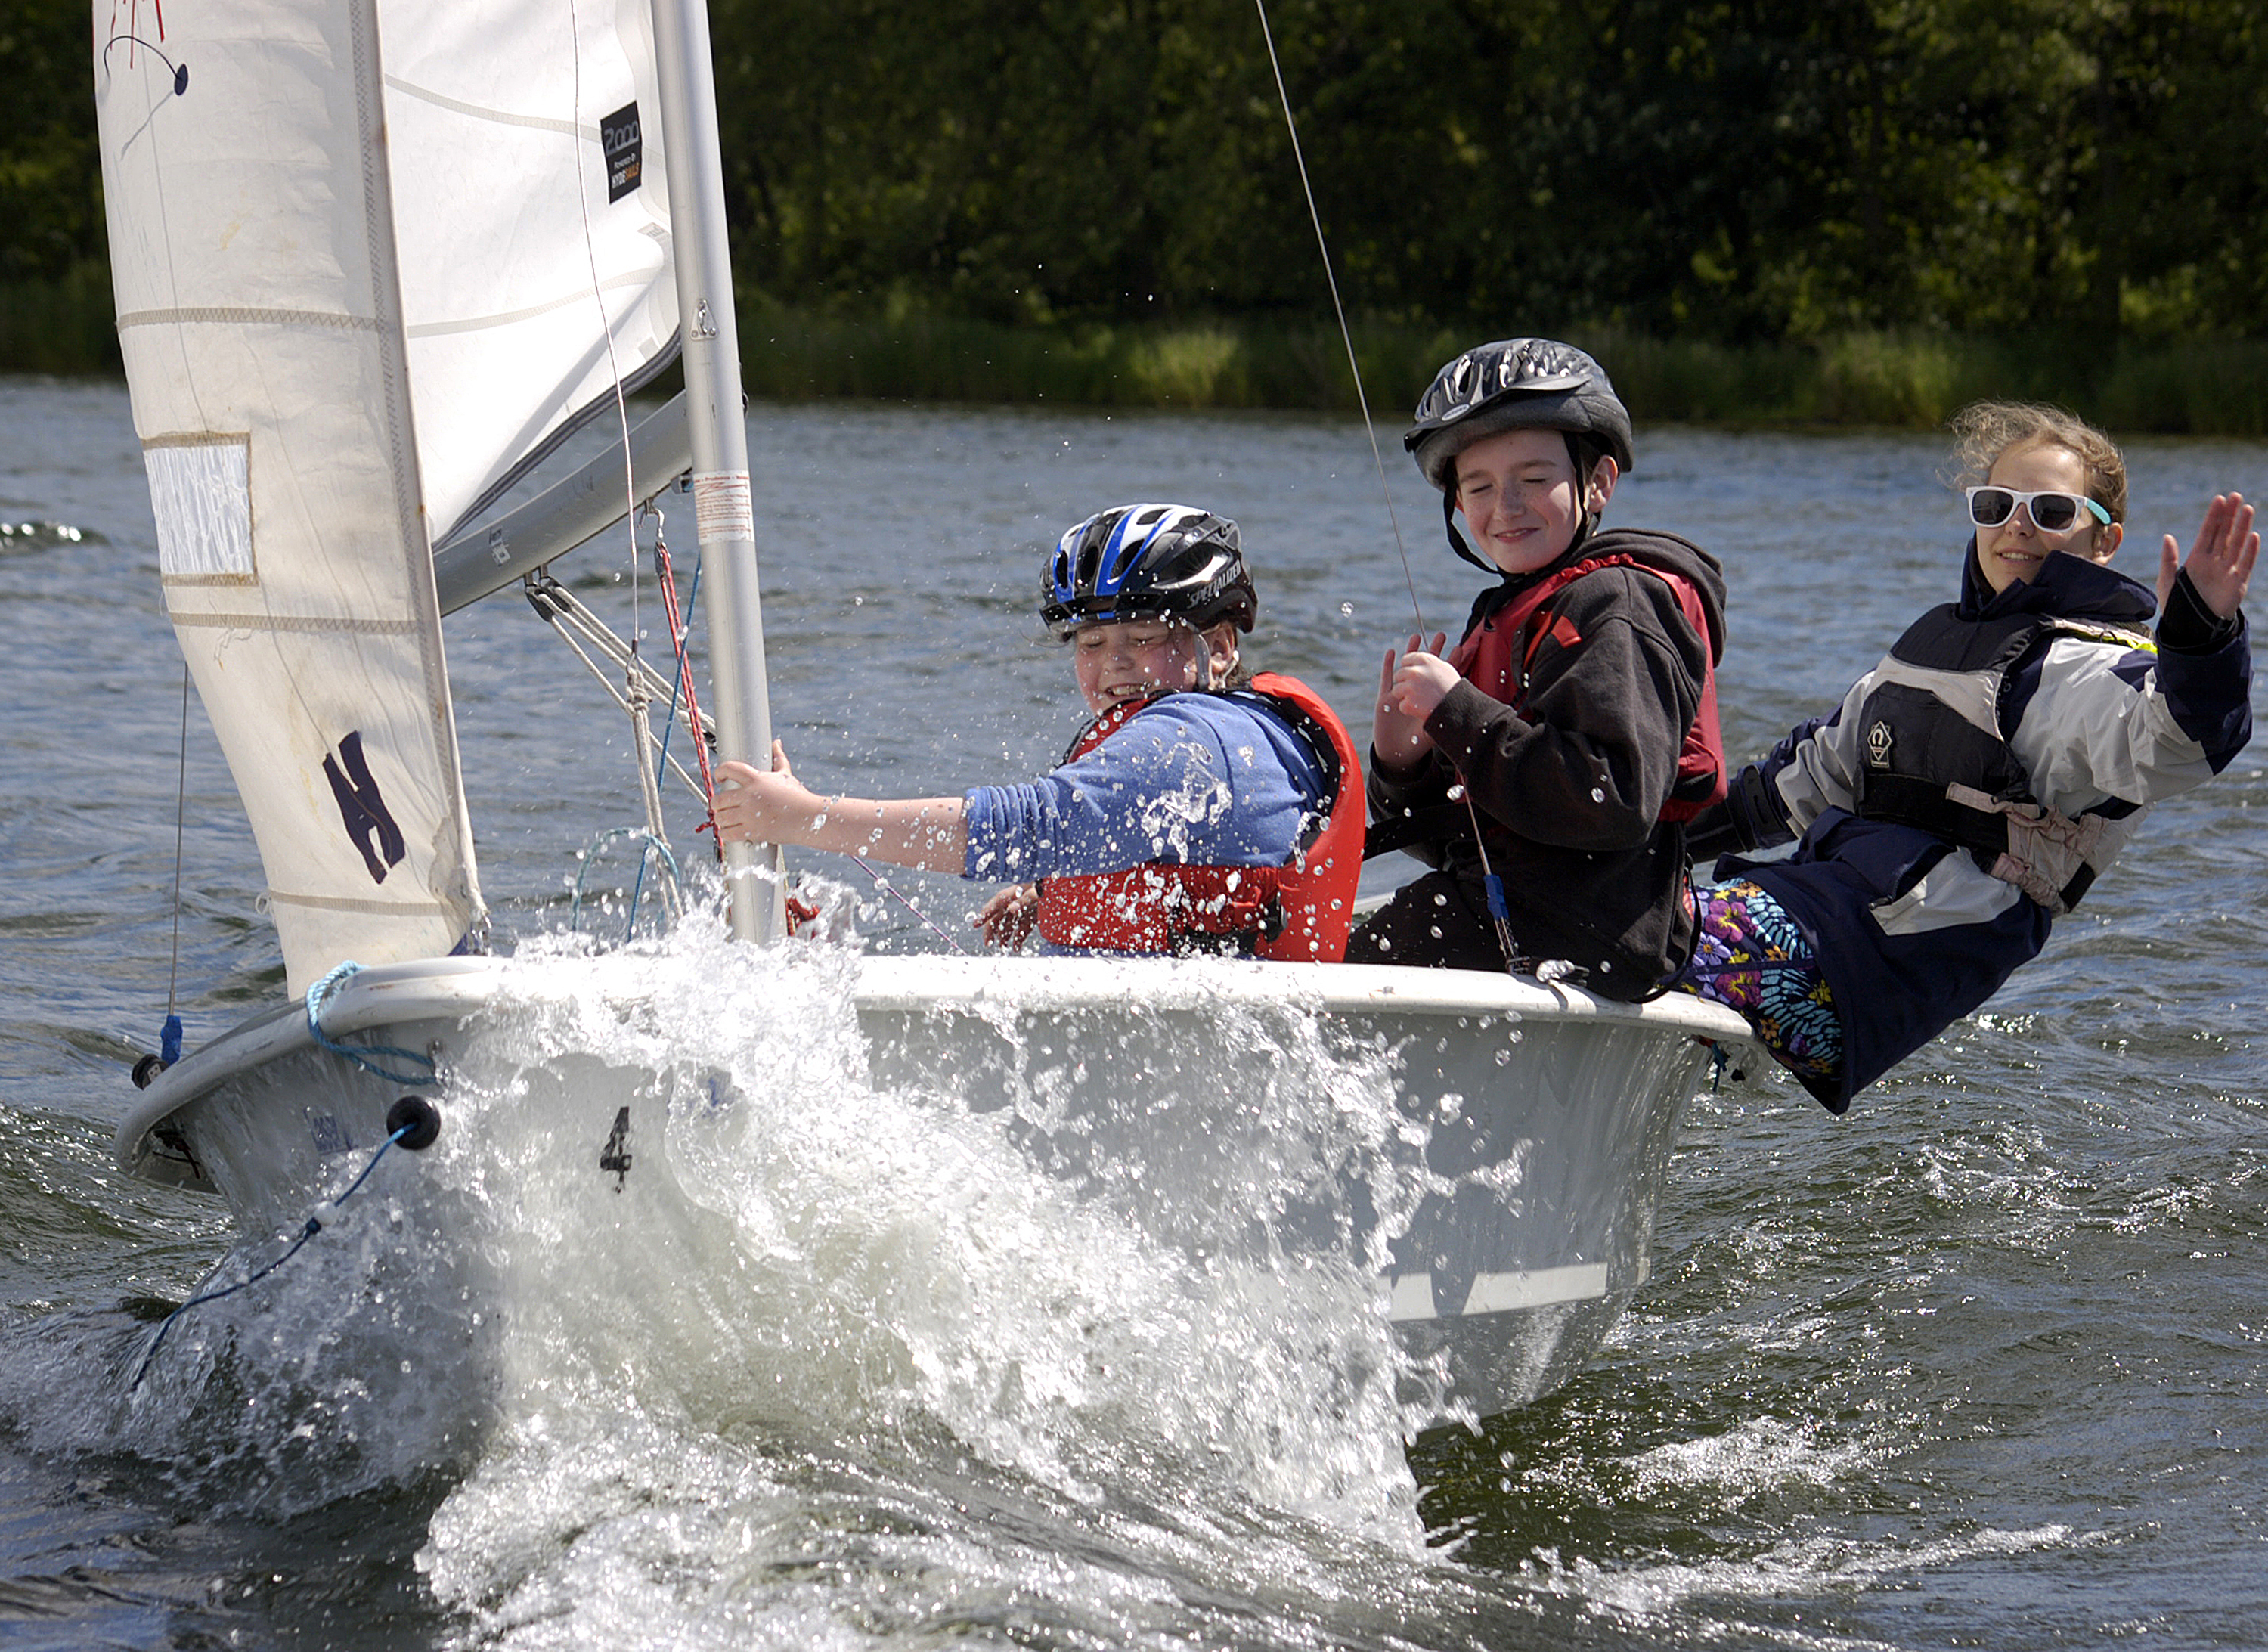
[715, 504, 1361, 957]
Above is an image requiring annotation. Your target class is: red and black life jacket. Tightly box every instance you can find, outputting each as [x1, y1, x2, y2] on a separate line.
[1033, 672, 1365, 960]
[1449, 550, 1727, 823]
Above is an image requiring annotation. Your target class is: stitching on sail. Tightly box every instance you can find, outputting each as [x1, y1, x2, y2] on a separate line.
[267, 890, 453, 916]
[142, 431, 251, 449]
[116, 308, 381, 333]
[163, 612, 421, 634]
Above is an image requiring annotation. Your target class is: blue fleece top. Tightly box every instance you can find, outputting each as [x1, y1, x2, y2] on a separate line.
[962, 691, 1329, 882]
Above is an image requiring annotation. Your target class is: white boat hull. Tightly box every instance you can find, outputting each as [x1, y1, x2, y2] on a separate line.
[119, 953, 1752, 1419]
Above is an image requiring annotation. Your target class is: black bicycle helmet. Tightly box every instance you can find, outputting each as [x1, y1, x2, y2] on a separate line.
[1404, 338, 1636, 491]
[1040, 503, 1257, 637]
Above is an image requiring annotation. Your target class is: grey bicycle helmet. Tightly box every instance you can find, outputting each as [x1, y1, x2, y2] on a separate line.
[1405, 338, 1636, 491]
[1040, 503, 1256, 636]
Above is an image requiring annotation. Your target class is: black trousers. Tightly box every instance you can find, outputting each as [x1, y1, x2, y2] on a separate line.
[1343, 869, 1509, 972]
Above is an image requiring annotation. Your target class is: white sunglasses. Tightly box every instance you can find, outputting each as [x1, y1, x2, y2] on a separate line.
[1965, 486, 2112, 535]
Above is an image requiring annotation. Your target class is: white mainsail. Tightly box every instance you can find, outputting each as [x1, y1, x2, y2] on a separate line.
[383, 0, 679, 538]
[94, 0, 677, 995]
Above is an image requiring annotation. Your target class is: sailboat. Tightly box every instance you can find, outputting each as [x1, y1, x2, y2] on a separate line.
[97, 0, 1754, 1423]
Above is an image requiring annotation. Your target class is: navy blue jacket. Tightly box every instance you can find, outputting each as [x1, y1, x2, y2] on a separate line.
[1701, 546, 2252, 1109]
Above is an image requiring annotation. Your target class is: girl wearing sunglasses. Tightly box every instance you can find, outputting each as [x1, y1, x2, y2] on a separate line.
[1675, 400, 2255, 1113]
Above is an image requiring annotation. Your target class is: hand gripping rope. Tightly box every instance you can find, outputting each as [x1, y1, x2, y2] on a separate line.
[638, 504, 965, 951]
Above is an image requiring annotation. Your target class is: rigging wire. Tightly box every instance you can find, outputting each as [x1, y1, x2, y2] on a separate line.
[567, 0, 682, 925]
[1250, 0, 1422, 637]
[1252, 0, 1522, 972]
[627, 503, 711, 934]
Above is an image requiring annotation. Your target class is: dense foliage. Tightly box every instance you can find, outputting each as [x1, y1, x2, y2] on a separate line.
[710, 0, 2266, 341]
[7, 0, 2263, 363]
[0, 0, 105, 282]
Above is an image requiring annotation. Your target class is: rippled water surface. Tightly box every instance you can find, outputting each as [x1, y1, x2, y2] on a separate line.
[4, 375, 2265, 1650]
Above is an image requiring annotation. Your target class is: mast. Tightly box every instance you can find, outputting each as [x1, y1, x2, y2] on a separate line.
[649, 0, 783, 942]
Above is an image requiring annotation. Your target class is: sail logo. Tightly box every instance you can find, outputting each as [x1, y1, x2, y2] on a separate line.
[323, 732, 407, 883]
[602, 102, 643, 202]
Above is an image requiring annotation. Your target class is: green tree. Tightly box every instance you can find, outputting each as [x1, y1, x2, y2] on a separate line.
[0, 0, 106, 281]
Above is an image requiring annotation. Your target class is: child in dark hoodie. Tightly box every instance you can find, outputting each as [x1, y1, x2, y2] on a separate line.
[1349, 338, 1729, 1001]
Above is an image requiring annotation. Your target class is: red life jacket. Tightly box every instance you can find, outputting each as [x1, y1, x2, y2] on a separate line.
[1448, 551, 1727, 823]
[1033, 672, 1365, 960]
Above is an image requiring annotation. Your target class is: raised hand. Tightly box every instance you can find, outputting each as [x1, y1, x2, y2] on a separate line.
[1373, 631, 1450, 776]
[2164, 492, 2258, 620]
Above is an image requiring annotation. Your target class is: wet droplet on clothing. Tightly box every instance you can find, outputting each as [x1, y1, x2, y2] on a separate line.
[1591, 787, 1606, 803]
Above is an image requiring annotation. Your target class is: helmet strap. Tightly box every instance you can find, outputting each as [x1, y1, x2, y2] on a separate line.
[1440, 488, 1497, 574]
[1565, 432, 1602, 550]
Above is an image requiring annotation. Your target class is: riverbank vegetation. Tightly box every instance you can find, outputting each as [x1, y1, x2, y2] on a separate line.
[8, 0, 2266, 433]
[736, 309, 2268, 435]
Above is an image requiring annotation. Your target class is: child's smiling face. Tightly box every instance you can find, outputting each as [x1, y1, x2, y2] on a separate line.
[1452, 428, 1616, 577]
[1976, 441, 2122, 594]
[1070, 619, 1233, 712]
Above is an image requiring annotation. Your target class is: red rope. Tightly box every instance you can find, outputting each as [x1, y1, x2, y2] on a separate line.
[651, 530, 720, 857]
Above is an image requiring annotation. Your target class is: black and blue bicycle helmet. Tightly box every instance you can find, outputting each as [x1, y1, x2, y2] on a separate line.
[1040, 504, 1256, 636]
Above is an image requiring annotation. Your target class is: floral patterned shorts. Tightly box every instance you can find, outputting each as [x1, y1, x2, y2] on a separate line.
[1670, 879, 1842, 1089]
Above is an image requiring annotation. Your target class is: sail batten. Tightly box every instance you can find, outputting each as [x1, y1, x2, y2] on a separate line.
[119, 308, 386, 333]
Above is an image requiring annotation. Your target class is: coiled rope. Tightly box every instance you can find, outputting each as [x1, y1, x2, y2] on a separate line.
[304, 962, 436, 1086]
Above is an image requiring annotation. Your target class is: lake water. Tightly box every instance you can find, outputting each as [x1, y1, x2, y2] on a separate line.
[4, 375, 2265, 1650]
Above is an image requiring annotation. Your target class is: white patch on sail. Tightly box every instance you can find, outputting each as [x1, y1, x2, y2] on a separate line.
[144, 439, 253, 581]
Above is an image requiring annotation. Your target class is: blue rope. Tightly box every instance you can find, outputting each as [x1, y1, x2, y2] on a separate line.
[573, 829, 683, 934]
[305, 962, 435, 1086]
[129, 1121, 415, 1390]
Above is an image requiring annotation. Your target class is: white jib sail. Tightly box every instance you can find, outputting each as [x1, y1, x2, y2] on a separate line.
[95, 0, 487, 995]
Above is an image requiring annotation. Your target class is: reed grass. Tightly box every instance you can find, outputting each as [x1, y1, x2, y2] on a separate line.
[739, 309, 2268, 437]
[7, 268, 2263, 436]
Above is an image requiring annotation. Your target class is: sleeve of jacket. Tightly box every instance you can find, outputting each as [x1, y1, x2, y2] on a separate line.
[1364, 743, 1457, 866]
[1420, 567, 1706, 851]
[963, 696, 1324, 879]
[1749, 673, 1877, 835]
[2151, 570, 2253, 769]
[2017, 602, 2252, 812]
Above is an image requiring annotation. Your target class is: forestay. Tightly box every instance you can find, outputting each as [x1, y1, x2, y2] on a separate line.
[93, 0, 677, 994]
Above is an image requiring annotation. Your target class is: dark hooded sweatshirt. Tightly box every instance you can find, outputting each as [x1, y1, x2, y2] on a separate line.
[1355, 528, 1729, 999]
